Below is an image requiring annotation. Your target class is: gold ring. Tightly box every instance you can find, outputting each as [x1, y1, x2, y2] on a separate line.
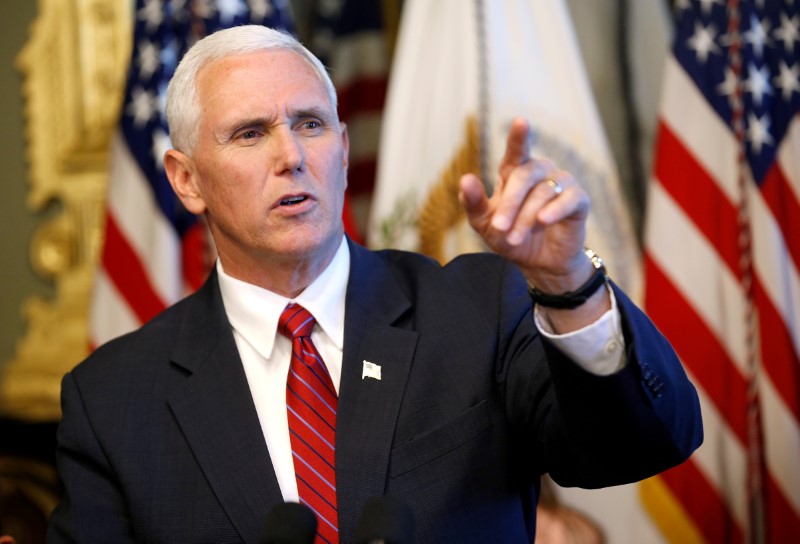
[544, 178, 562, 195]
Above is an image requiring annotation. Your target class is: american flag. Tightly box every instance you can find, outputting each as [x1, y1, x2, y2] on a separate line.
[311, 0, 396, 243]
[642, 0, 800, 542]
[89, 0, 293, 347]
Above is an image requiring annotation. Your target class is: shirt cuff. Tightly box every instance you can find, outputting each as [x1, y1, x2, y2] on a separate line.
[533, 286, 627, 376]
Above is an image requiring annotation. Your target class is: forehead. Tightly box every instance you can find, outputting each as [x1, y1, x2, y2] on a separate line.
[196, 49, 332, 111]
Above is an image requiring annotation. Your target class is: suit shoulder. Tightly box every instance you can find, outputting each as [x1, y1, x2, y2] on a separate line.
[368, 246, 439, 269]
[372, 247, 510, 275]
[369, 247, 523, 300]
[72, 293, 195, 380]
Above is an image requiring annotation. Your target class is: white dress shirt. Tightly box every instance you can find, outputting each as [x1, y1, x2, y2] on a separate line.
[218, 237, 350, 501]
[217, 237, 625, 501]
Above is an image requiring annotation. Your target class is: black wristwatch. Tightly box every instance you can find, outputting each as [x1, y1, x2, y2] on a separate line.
[527, 249, 609, 309]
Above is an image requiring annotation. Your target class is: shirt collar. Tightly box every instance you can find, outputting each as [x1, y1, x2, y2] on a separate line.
[217, 237, 350, 360]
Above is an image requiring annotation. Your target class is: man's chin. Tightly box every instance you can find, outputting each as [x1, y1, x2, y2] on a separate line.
[271, 228, 343, 261]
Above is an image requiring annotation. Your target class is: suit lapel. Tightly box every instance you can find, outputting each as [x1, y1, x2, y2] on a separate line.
[336, 241, 418, 540]
[168, 272, 283, 544]
[164, 245, 418, 543]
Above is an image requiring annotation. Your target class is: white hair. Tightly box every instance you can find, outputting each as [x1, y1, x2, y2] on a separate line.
[165, 25, 338, 153]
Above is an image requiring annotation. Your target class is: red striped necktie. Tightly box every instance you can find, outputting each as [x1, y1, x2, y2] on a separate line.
[279, 303, 339, 544]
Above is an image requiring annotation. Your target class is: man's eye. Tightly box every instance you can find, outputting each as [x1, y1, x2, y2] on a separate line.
[240, 130, 258, 139]
[297, 118, 327, 132]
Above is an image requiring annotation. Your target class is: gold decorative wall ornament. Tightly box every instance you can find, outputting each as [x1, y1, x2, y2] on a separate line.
[417, 117, 484, 264]
[0, 0, 132, 421]
[373, 116, 487, 263]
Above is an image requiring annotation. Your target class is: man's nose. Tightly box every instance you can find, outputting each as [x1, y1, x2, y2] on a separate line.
[270, 126, 304, 175]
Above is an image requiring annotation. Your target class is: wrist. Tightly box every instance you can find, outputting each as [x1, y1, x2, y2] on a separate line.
[527, 249, 608, 310]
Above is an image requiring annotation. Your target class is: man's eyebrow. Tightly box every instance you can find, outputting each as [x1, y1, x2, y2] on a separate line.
[293, 106, 337, 122]
[217, 117, 271, 142]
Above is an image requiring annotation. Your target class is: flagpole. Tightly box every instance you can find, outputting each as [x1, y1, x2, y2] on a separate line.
[474, 0, 492, 196]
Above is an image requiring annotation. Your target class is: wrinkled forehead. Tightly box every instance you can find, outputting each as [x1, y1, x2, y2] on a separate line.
[196, 49, 336, 110]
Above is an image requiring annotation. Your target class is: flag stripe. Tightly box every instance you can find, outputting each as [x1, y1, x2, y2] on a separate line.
[346, 159, 378, 196]
[640, 475, 705, 544]
[106, 132, 182, 304]
[102, 213, 167, 323]
[754, 280, 800, 419]
[645, 255, 749, 444]
[345, 114, 383, 161]
[653, 123, 742, 280]
[645, 181, 748, 374]
[750, 195, 800, 363]
[320, 2, 392, 241]
[761, 165, 800, 274]
[750, 169, 800, 346]
[181, 221, 210, 292]
[88, 269, 139, 348]
[660, 56, 740, 203]
[766, 475, 800, 543]
[761, 372, 800, 515]
[646, 366, 750, 542]
[689, 373, 748, 529]
[343, 113, 381, 195]
[778, 115, 800, 197]
[659, 461, 745, 544]
[337, 77, 388, 121]
[644, 2, 800, 541]
[643, 257, 769, 538]
[330, 31, 388, 85]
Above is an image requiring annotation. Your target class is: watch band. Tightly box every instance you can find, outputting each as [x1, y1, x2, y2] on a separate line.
[527, 249, 609, 309]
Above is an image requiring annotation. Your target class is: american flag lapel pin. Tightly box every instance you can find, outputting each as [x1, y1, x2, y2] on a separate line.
[362, 360, 382, 380]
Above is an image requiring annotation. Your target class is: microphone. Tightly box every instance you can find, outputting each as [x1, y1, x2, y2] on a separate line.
[354, 495, 415, 544]
[259, 502, 317, 544]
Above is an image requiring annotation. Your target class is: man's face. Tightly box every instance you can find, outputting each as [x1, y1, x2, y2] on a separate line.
[177, 50, 349, 282]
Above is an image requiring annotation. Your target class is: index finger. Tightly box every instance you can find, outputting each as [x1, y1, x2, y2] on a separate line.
[498, 118, 532, 181]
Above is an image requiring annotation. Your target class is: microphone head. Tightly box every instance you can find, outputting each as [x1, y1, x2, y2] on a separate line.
[259, 502, 317, 544]
[354, 495, 415, 544]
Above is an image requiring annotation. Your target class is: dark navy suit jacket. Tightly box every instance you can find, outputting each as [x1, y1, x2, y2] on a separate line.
[48, 239, 702, 543]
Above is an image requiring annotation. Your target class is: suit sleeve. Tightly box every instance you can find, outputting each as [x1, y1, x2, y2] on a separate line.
[46, 372, 135, 544]
[503, 275, 703, 489]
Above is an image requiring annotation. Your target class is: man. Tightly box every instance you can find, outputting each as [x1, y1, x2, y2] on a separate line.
[47, 25, 702, 543]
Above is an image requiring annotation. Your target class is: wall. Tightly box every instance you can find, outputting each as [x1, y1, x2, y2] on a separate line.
[0, 2, 50, 369]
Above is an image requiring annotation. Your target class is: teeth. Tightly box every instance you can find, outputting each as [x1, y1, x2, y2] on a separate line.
[281, 196, 306, 205]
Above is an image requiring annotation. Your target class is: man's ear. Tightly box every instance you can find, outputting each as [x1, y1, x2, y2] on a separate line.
[164, 149, 206, 214]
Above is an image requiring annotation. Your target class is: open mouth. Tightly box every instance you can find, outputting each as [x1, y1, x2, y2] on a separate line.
[280, 195, 308, 206]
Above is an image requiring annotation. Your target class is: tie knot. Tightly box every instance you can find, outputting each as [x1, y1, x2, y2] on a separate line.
[279, 303, 316, 340]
